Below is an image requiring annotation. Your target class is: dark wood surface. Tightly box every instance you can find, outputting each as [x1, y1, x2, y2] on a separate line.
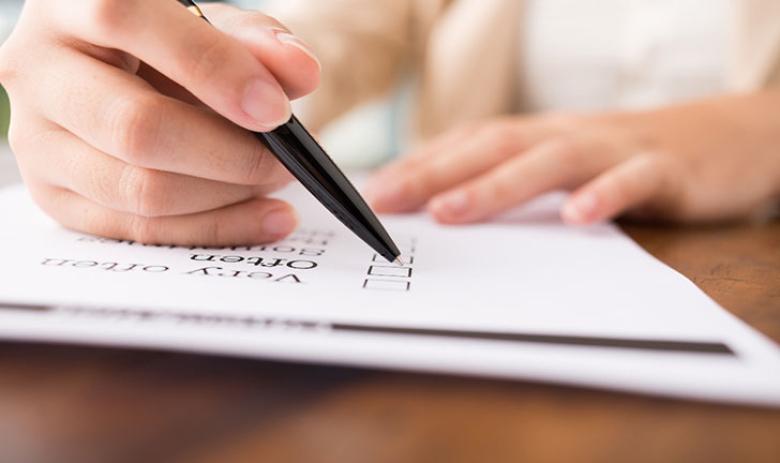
[0, 219, 778, 463]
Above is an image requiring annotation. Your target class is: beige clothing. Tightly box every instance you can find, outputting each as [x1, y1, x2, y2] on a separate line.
[270, 0, 780, 140]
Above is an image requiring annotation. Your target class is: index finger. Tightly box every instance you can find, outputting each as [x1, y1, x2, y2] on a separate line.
[30, 48, 289, 186]
[53, 0, 291, 132]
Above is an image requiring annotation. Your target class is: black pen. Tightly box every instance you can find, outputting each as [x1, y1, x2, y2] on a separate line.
[178, 0, 400, 262]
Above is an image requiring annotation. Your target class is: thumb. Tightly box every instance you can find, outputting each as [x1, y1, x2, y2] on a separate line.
[201, 3, 321, 100]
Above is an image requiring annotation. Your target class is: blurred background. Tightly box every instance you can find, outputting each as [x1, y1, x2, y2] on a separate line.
[0, 1, 18, 185]
[0, 0, 404, 187]
[0, 1, 12, 130]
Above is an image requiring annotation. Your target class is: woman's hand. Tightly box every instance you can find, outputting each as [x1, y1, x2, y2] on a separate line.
[365, 95, 780, 225]
[0, 0, 320, 245]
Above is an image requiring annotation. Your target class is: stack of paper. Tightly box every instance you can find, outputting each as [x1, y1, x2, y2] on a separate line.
[0, 181, 778, 405]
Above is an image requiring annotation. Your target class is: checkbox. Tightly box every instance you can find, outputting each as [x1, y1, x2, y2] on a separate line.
[372, 253, 414, 266]
[363, 279, 411, 291]
[368, 265, 412, 278]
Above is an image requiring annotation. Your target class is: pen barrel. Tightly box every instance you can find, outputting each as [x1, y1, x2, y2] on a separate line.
[255, 117, 400, 262]
[177, 0, 399, 261]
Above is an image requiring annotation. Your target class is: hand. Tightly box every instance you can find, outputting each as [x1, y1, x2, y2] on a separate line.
[0, 1, 321, 245]
[364, 104, 780, 225]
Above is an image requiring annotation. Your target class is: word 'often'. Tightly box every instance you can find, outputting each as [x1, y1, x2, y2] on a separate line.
[189, 254, 319, 269]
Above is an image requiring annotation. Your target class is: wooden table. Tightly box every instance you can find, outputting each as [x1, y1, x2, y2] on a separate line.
[0, 165, 778, 462]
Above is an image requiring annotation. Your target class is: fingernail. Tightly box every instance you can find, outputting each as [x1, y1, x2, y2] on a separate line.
[242, 78, 291, 129]
[273, 30, 321, 70]
[262, 208, 297, 238]
[431, 190, 470, 217]
[562, 192, 597, 224]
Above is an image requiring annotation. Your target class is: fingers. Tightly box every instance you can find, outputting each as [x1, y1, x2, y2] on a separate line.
[31, 49, 289, 186]
[16, 126, 269, 217]
[29, 183, 298, 246]
[201, 3, 320, 100]
[366, 124, 479, 191]
[134, 3, 321, 102]
[53, 0, 291, 131]
[136, 62, 202, 106]
[427, 140, 602, 223]
[561, 155, 672, 225]
[365, 122, 528, 212]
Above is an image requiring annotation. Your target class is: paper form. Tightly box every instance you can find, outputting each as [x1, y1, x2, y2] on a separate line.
[0, 180, 778, 405]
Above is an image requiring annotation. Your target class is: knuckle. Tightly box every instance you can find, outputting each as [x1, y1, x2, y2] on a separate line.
[83, 165, 118, 209]
[120, 167, 169, 217]
[109, 95, 163, 164]
[241, 144, 275, 185]
[86, 0, 134, 38]
[183, 34, 233, 83]
[7, 124, 28, 156]
[0, 43, 19, 86]
[7, 123, 48, 159]
[0, 38, 31, 93]
[128, 215, 160, 244]
[483, 120, 522, 155]
[201, 218, 222, 245]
